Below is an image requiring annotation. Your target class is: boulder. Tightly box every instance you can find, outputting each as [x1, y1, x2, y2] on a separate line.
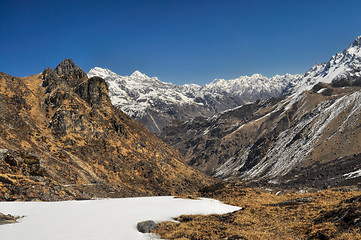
[136, 220, 157, 233]
[268, 197, 314, 207]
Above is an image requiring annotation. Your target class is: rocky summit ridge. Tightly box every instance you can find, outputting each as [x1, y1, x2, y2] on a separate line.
[0, 59, 210, 201]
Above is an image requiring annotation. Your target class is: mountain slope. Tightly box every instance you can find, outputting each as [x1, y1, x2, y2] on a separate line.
[160, 83, 361, 187]
[159, 36, 361, 188]
[88, 68, 299, 132]
[0, 59, 211, 201]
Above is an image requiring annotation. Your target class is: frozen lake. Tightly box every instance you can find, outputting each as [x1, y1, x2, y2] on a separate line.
[0, 196, 241, 240]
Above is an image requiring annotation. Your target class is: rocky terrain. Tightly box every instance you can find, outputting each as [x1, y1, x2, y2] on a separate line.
[0, 59, 211, 201]
[159, 36, 361, 189]
[88, 68, 299, 132]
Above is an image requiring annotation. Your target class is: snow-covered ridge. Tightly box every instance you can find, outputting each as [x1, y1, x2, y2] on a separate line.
[287, 35, 361, 94]
[88, 35, 361, 132]
[204, 73, 301, 102]
[88, 67, 299, 132]
[88, 67, 202, 117]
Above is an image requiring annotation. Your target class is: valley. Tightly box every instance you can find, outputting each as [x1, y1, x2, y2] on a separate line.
[2, 36, 361, 240]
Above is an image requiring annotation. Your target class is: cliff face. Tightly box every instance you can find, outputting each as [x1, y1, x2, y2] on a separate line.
[0, 59, 211, 201]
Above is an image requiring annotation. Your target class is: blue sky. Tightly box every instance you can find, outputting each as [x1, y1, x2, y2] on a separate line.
[1, 0, 361, 85]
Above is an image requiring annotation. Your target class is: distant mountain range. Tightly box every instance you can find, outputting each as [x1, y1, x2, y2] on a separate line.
[88, 68, 300, 132]
[158, 35, 361, 188]
[89, 36, 361, 135]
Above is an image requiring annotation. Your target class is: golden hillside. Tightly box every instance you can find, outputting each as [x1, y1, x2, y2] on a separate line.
[0, 59, 211, 201]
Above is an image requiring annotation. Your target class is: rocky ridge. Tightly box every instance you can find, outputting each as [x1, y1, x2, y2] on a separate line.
[0, 59, 211, 201]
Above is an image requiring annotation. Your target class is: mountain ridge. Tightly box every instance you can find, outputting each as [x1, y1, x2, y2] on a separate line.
[88, 68, 300, 132]
[0, 59, 211, 201]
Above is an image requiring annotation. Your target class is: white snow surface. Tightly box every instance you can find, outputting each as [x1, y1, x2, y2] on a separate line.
[0, 196, 240, 240]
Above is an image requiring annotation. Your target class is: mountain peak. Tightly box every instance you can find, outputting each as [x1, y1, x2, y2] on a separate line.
[250, 73, 265, 79]
[349, 35, 361, 48]
[55, 59, 87, 81]
[130, 70, 149, 79]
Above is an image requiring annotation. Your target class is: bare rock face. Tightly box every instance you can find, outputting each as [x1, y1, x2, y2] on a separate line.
[75, 76, 111, 107]
[54, 59, 87, 82]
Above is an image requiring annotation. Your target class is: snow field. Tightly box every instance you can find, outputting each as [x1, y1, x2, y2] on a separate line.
[0, 196, 241, 240]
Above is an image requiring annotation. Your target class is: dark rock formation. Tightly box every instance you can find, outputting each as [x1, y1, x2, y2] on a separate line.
[268, 197, 314, 207]
[310, 194, 361, 239]
[54, 59, 87, 82]
[75, 76, 111, 107]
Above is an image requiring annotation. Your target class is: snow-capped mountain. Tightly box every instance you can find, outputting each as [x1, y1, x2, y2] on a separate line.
[286, 36, 361, 94]
[204, 73, 301, 102]
[88, 68, 299, 132]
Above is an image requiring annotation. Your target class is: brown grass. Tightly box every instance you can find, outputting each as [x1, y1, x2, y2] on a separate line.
[155, 182, 361, 239]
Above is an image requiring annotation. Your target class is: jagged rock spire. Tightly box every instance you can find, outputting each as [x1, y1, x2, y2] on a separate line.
[54, 59, 87, 81]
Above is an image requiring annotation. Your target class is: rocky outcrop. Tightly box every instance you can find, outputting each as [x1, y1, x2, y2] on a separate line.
[268, 197, 314, 207]
[0, 213, 21, 225]
[75, 76, 111, 107]
[54, 59, 87, 82]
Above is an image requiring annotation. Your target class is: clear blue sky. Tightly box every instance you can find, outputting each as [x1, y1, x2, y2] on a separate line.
[1, 0, 361, 85]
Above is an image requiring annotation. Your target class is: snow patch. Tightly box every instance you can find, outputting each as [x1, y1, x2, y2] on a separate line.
[0, 197, 240, 240]
[344, 169, 361, 179]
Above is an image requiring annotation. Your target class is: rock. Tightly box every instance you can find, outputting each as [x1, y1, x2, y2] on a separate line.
[54, 59, 87, 82]
[136, 220, 157, 233]
[268, 197, 314, 207]
[0, 213, 21, 225]
[75, 76, 111, 107]
[0, 149, 18, 166]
